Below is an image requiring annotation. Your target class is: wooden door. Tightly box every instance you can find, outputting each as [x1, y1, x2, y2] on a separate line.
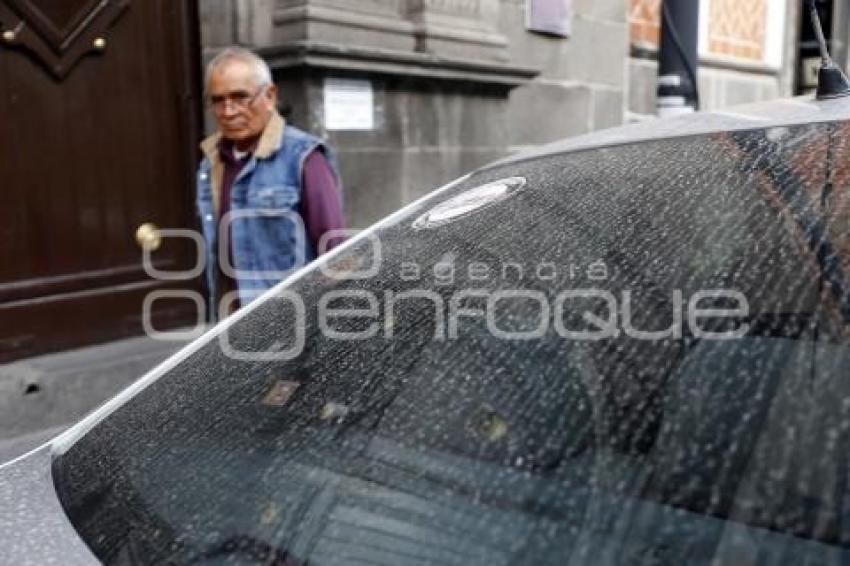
[0, 0, 203, 362]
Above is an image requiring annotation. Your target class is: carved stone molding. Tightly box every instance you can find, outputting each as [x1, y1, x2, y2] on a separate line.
[407, 0, 482, 18]
[214, 0, 529, 86]
[272, 0, 416, 52]
[264, 0, 508, 61]
[0, 0, 129, 79]
[405, 0, 507, 61]
[259, 40, 538, 88]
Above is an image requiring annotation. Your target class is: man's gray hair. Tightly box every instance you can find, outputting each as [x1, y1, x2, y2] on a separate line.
[205, 47, 273, 90]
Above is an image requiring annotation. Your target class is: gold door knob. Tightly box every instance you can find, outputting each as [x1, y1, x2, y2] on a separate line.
[135, 223, 162, 252]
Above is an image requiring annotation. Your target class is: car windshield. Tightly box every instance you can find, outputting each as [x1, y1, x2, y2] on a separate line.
[55, 122, 850, 565]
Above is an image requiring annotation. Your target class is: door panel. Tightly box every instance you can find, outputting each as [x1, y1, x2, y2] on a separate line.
[0, 0, 202, 362]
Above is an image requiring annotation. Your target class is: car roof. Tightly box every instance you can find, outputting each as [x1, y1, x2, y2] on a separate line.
[487, 95, 850, 169]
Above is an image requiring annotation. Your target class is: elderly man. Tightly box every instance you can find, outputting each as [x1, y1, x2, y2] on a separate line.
[197, 47, 344, 319]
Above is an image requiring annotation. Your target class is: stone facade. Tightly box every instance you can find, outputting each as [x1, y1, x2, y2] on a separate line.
[198, 0, 800, 228]
[499, 0, 628, 152]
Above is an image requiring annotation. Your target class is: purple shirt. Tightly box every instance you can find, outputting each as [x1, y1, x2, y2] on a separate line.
[301, 150, 346, 253]
[218, 142, 250, 304]
[219, 141, 345, 255]
[219, 142, 250, 222]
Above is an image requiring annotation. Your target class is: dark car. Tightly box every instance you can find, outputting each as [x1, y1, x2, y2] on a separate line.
[4, 95, 850, 565]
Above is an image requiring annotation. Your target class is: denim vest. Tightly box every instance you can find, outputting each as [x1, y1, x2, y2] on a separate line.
[197, 118, 339, 320]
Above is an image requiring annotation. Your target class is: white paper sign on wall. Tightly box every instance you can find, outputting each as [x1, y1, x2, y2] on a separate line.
[323, 78, 374, 131]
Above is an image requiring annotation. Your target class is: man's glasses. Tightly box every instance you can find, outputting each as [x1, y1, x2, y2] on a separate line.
[207, 85, 267, 112]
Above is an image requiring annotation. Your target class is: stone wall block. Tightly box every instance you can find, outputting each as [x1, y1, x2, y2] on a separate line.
[336, 150, 407, 227]
[500, 0, 627, 87]
[507, 83, 593, 146]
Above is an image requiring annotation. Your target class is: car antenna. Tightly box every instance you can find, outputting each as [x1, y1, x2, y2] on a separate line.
[808, 0, 850, 100]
